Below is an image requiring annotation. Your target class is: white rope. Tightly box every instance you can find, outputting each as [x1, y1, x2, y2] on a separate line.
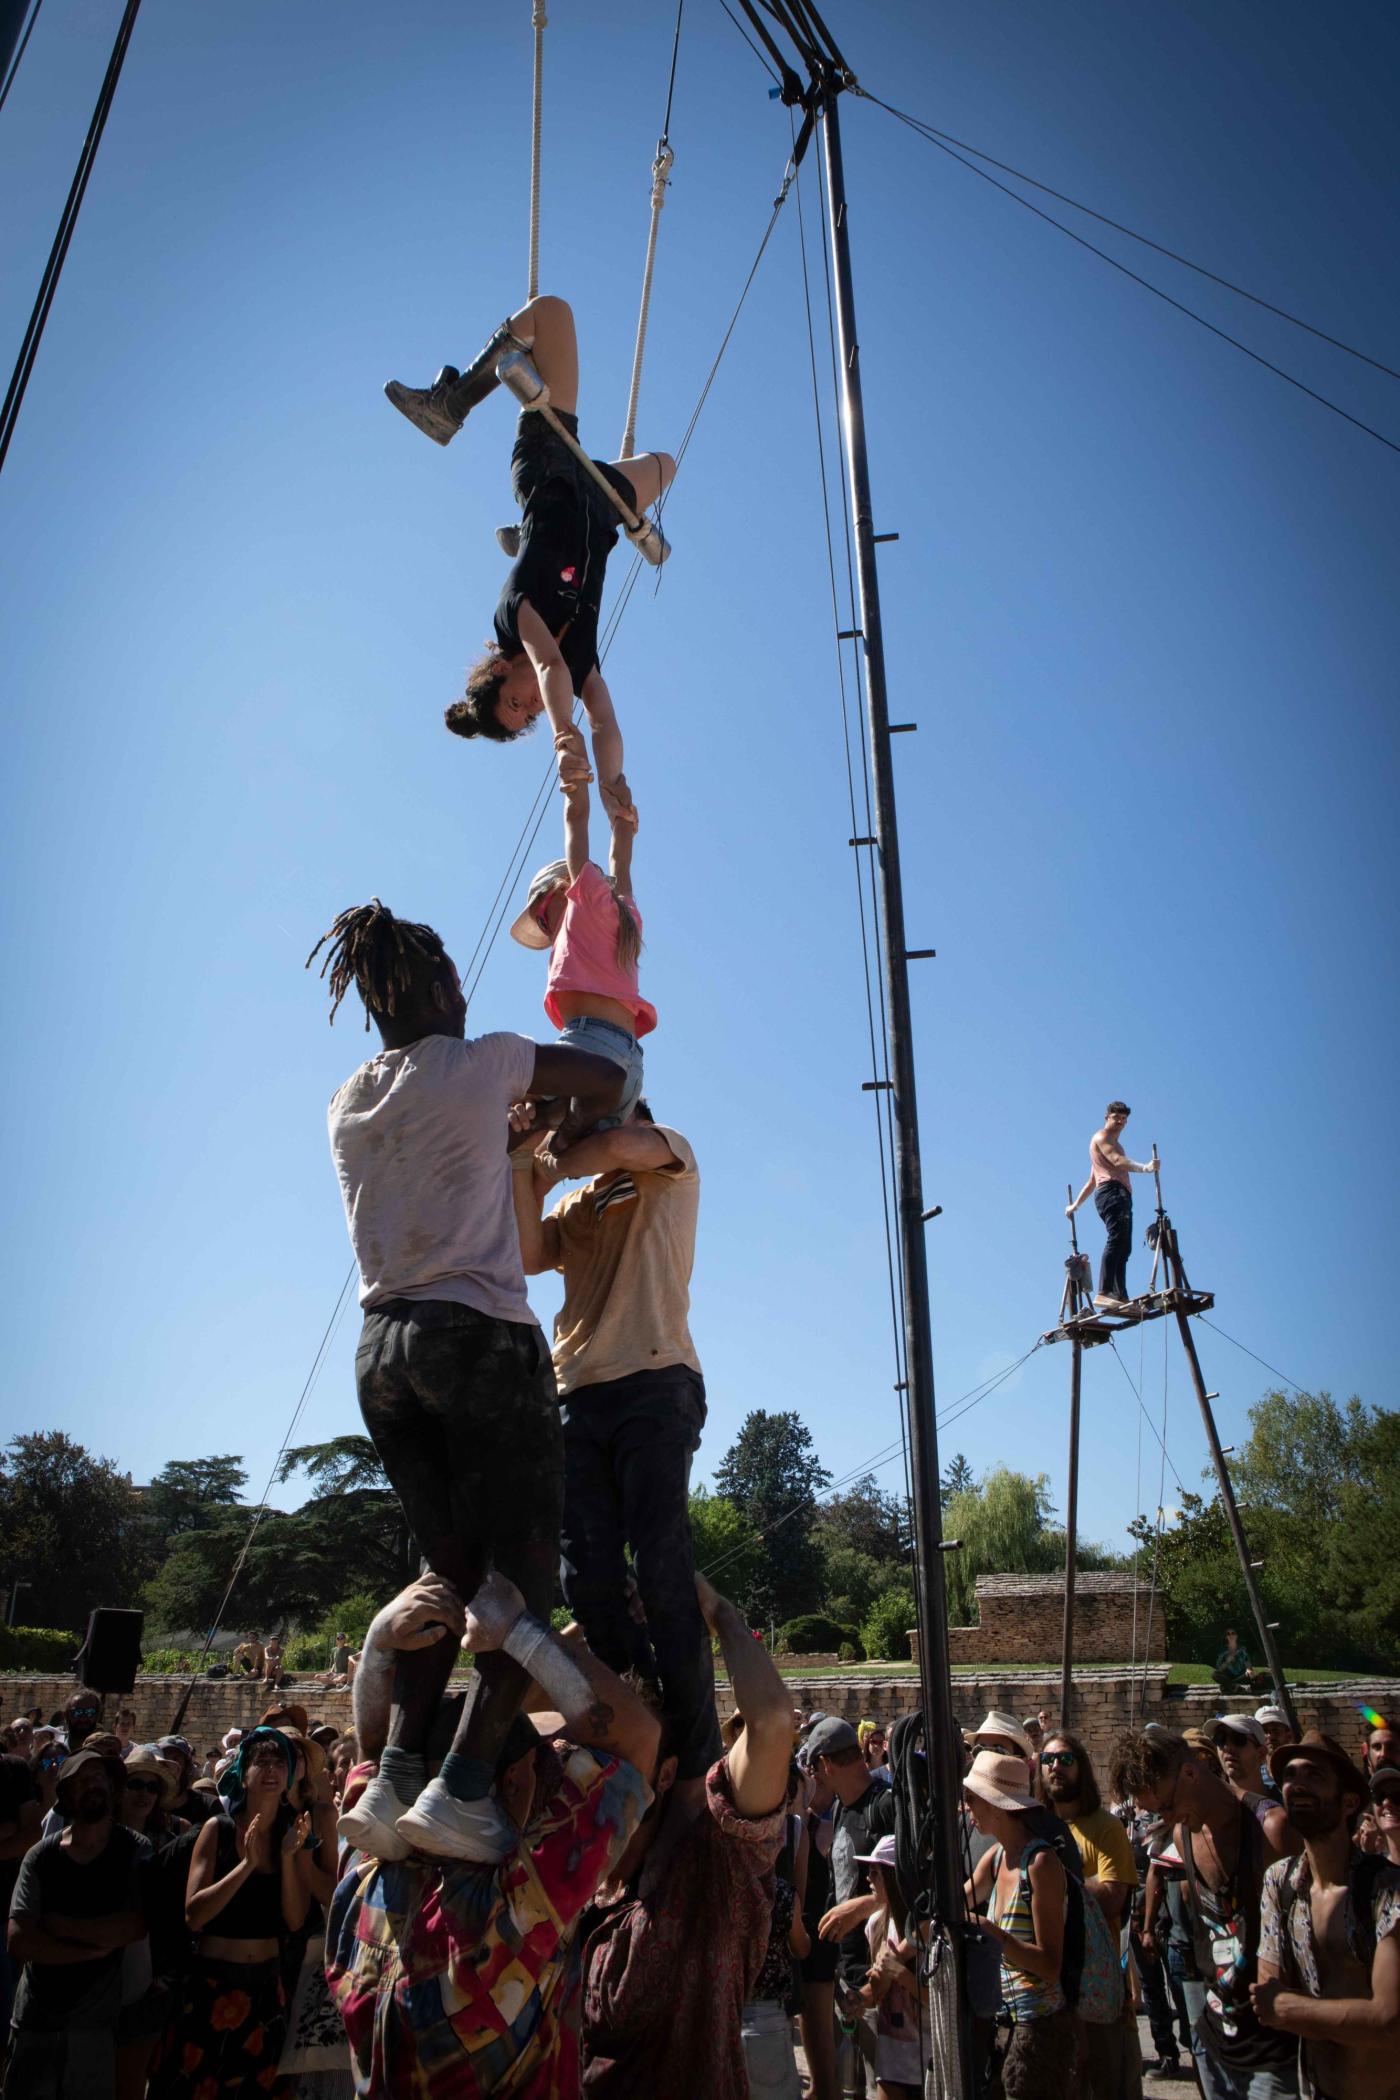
[528, 0, 547, 300]
[620, 141, 673, 459]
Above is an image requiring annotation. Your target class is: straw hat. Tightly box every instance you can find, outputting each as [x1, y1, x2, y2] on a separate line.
[123, 1746, 178, 1807]
[963, 1750, 1037, 1813]
[509, 860, 571, 948]
[970, 1710, 1035, 1761]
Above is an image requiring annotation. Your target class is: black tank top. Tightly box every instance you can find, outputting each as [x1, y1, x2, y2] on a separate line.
[206, 1816, 285, 1940]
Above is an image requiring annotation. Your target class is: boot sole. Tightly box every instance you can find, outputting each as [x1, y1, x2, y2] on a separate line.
[383, 382, 456, 447]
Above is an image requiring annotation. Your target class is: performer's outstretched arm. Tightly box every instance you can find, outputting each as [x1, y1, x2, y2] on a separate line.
[462, 1570, 661, 1778]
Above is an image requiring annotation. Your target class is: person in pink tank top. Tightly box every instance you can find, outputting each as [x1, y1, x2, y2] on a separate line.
[509, 772, 653, 1158]
[1066, 1100, 1161, 1309]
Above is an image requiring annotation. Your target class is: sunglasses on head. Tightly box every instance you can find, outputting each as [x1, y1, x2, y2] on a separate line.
[1040, 1750, 1078, 1768]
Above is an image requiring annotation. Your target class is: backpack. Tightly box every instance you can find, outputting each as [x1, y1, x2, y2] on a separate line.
[1018, 1838, 1125, 2025]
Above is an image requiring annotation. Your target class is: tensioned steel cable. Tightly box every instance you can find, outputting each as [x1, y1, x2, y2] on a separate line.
[0, 0, 144, 478]
[0, 0, 45, 114]
[862, 89, 1400, 460]
[862, 95, 1399, 384]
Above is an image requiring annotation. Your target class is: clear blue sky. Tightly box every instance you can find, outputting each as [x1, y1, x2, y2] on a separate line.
[2, 0, 1396, 1569]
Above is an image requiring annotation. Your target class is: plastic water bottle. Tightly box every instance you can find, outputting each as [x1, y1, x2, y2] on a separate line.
[836, 2010, 863, 2098]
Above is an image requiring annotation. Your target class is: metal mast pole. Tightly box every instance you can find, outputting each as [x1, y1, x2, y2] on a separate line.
[1060, 1338, 1083, 1725]
[818, 82, 973, 2098]
[1172, 1299, 1299, 1736]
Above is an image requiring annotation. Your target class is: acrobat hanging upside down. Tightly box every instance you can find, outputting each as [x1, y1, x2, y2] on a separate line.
[385, 295, 675, 830]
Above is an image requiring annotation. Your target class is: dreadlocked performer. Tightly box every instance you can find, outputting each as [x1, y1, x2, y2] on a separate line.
[385, 294, 675, 827]
[306, 898, 624, 1866]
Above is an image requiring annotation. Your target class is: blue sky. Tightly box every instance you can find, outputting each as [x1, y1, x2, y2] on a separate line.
[2, 0, 1396, 1575]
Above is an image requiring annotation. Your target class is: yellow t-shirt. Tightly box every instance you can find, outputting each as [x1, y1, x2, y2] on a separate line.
[1066, 1806, 1138, 1892]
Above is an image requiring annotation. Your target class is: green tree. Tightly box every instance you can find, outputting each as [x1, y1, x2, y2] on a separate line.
[1230, 1390, 1373, 1525]
[714, 1411, 831, 1626]
[0, 1432, 154, 1634]
[941, 1466, 1060, 1624]
[1318, 1407, 1400, 1672]
[861, 1586, 917, 1661]
[940, 1452, 974, 1508]
[687, 1489, 762, 1618]
[817, 1473, 910, 1563]
[145, 1455, 248, 1540]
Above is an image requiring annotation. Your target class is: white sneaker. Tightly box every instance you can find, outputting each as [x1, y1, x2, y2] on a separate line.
[337, 1772, 415, 1862]
[394, 1777, 515, 1863]
[1093, 1293, 1128, 1311]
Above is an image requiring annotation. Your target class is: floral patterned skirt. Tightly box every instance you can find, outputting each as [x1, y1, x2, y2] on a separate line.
[152, 1955, 291, 2098]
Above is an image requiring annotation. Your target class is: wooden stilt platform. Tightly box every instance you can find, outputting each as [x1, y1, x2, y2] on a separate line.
[1042, 1284, 1214, 1349]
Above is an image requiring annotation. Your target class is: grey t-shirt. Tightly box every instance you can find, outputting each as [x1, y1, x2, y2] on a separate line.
[328, 1030, 538, 1325]
[10, 1825, 149, 2030]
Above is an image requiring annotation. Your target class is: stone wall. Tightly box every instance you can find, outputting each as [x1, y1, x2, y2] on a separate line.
[943, 1574, 1165, 1666]
[8, 1671, 1394, 1781]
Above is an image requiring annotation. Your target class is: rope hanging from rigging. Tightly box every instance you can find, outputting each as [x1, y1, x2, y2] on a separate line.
[620, 140, 674, 461]
[527, 0, 547, 300]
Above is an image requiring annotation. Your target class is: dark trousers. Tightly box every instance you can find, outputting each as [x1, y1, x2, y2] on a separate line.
[356, 1299, 563, 1770]
[559, 1364, 721, 1781]
[1095, 1180, 1133, 1300]
[1138, 1937, 1190, 2061]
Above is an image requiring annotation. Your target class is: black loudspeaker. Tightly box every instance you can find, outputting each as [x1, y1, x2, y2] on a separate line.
[78, 1608, 144, 1695]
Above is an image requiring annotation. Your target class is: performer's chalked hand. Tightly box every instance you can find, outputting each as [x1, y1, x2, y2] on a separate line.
[461, 1570, 528, 1653]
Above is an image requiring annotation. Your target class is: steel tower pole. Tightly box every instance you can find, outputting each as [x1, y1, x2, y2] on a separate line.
[818, 82, 973, 2099]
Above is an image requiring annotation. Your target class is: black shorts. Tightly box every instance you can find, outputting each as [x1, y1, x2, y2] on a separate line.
[509, 408, 636, 520]
[356, 1299, 563, 1584]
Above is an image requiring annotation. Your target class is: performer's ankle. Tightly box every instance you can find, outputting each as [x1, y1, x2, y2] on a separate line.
[380, 1746, 428, 1803]
[439, 1750, 495, 1802]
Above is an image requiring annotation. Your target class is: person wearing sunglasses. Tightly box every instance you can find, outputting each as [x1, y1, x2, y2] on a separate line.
[62, 1687, 102, 1754]
[1036, 1732, 1142, 2095]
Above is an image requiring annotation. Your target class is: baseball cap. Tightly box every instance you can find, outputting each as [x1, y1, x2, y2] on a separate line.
[804, 1716, 861, 1760]
[1206, 1714, 1267, 1749]
[854, 1834, 899, 1869]
[1254, 1706, 1289, 1728]
[509, 860, 571, 948]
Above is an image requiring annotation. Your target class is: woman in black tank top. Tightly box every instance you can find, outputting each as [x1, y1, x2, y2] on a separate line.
[150, 1726, 310, 2097]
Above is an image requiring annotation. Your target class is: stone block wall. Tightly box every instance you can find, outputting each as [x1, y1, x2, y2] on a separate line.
[7, 1671, 1393, 1784]
[945, 1589, 1165, 1666]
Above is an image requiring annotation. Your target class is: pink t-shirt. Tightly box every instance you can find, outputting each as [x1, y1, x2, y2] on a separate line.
[1091, 1131, 1131, 1188]
[543, 863, 657, 1038]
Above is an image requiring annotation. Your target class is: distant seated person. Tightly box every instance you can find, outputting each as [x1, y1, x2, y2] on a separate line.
[1211, 1626, 1256, 1697]
[262, 1636, 287, 1687]
[320, 1631, 354, 1688]
[231, 1638, 264, 1679]
[326, 1569, 658, 2096]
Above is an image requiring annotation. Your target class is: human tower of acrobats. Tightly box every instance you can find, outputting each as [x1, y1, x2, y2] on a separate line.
[303, 296, 806, 2098]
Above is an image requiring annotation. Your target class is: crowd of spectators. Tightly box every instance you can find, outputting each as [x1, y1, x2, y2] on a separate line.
[1, 1654, 1396, 2098]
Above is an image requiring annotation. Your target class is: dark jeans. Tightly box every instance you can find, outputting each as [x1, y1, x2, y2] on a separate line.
[1095, 1180, 1133, 1300]
[1138, 1938, 1190, 2060]
[356, 1299, 563, 1768]
[559, 1365, 721, 1781]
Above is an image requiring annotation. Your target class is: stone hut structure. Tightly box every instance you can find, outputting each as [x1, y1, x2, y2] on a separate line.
[945, 1571, 1164, 1665]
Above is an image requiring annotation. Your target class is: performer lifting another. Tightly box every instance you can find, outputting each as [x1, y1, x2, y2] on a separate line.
[306, 898, 623, 1864]
[385, 294, 675, 823]
[510, 765, 653, 1157]
[1066, 1099, 1160, 1311]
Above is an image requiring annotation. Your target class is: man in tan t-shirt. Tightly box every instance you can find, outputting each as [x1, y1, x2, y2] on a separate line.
[513, 1103, 721, 1780]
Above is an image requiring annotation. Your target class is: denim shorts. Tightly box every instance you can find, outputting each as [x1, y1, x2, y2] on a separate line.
[556, 1014, 644, 1127]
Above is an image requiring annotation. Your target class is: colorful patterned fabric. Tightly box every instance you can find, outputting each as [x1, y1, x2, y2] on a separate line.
[325, 1748, 649, 2099]
[150, 1954, 290, 2097]
[1260, 1849, 1400, 1996]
